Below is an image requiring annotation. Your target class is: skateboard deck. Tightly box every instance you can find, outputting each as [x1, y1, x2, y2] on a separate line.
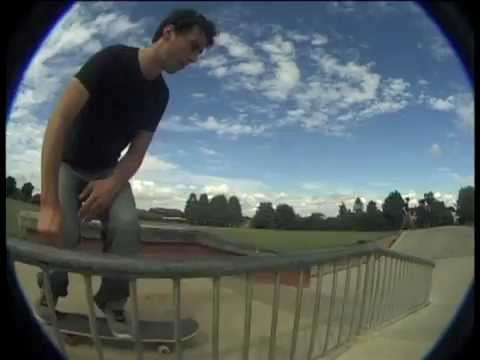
[37, 312, 198, 352]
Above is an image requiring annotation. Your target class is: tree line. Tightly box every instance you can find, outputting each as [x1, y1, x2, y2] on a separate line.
[183, 193, 243, 227]
[250, 188, 474, 231]
[6, 175, 475, 230]
[6, 176, 38, 203]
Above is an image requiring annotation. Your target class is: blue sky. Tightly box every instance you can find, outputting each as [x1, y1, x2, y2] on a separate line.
[6, 1, 474, 217]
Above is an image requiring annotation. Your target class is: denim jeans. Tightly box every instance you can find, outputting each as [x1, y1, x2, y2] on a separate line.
[37, 162, 140, 310]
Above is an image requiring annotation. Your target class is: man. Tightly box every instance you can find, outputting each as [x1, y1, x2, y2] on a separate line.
[35, 8, 216, 335]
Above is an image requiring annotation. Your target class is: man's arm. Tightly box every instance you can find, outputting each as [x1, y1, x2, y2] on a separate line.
[38, 78, 90, 239]
[111, 130, 154, 189]
[78, 130, 154, 221]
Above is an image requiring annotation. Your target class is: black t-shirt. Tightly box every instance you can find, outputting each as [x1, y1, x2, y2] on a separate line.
[62, 45, 169, 172]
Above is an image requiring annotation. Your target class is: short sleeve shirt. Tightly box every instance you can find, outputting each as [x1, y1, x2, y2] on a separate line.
[62, 45, 169, 172]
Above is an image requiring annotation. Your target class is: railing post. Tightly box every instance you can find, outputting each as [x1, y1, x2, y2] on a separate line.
[83, 274, 104, 360]
[268, 272, 281, 360]
[289, 269, 304, 360]
[368, 254, 383, 328]
[212, 277, 221, 360]
[173, 278, 182, 360]
[321, 260, 339, 356]
[242, 273, 254, 360]
[307, 265, 324, 360]
[41, 269, 66, 355]
[349, 256, 363, 340]
[357, 254, 372, 334]
[379, 256, 393, 324]
[129, 279, 143, 360]
[337, 256, 351, 347]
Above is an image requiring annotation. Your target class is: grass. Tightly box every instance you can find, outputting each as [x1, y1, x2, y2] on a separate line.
[200, 226, 395, 253]
[6, 198, 40, 238]
[7, 198, 396, 252]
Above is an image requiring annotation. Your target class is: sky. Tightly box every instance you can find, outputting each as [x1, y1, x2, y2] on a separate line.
[6, 1, 474, 217]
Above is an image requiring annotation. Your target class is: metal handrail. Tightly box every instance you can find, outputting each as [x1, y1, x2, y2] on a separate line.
[7, 237, 434, 278]
[8, 232, 435, 360]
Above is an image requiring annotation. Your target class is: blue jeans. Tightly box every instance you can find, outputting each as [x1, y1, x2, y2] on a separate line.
[38, 162, 140, 310]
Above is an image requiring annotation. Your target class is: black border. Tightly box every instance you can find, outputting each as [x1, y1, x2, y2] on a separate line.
[5, 2, 475, 359]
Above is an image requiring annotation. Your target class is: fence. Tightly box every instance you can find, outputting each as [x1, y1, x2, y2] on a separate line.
[7, 219, 434, 360]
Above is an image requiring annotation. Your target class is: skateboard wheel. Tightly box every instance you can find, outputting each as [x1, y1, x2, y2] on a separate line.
[157, 345, 171, 354]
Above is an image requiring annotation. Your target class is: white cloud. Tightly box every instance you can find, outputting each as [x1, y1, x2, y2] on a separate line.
[428, 96, 456, 111]
[138, 153, 178, 173]
[6, 118, 46, 192]
[429, 144, 443, 157]
[423, 93, 474, 130]
[301, 182, 325, 190]
[230, 61, 265, 76]
[418, 79, 429, 86]
[312, 33, 329, 46]
[198, 54, 229, 68]
[204, 184, 230, 195]
[258, 35, 301, 100]
[199, 147, 219, 156]
[430, 35, 454, 62]
[192, 93, 206, 99]
[285, 30, 310, 43]
[159, 115, 200, 133]
[196, 116, 269, 138]
[215, 32, 256, 59]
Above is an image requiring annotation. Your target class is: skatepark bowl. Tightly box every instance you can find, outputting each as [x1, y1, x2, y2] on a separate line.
[9, 211, 436, 360]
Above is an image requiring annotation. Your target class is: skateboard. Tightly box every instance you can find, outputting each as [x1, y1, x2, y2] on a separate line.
[37, 312, 199, 354]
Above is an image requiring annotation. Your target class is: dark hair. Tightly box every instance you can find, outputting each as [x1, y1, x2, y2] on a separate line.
[152, 9, 217, 47]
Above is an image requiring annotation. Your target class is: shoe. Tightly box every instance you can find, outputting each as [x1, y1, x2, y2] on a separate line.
[34, 293, 59, 324]
[97, 302, 131, 338]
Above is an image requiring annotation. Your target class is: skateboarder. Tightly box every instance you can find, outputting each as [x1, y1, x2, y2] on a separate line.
[35, 8, 216, 336]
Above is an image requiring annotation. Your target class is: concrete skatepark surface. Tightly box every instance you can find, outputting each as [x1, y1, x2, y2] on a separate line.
[12, 226, 474, 359]
[335, 226, 474, 360]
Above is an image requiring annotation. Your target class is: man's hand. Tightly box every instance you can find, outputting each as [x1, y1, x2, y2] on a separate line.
[37, 203, 63, 247]
[78, 177, 120, 222]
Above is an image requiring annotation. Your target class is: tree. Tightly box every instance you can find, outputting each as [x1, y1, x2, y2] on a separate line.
[197, 193, 210, 225]
[353, 197, 364, 214]
[305, 212, 325, 230]
[338, 202, 348, 219]
[209, 194, 229, 227]
[366, 201, 380, 217]
[456, 186, 474, 224]
[275, 204, 296, 229]
[184, 193, 199, 225]
[415, 200, 429, 228]
[6, 176, 17, 197]
[21, 182, 34, 201]
[252, 202, 276, 229]
[227, 196, 243, 227]
[31, 193, 41, 205]
[382, 191, 405, 229]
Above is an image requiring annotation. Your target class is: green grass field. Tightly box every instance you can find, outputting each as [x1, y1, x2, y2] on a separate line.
[201, 226, 395, 252]
[7, 198, 395, 252]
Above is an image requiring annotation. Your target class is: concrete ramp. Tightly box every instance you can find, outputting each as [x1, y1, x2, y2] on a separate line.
[335, 226, 474, 360]
[391, 226, 474, 260]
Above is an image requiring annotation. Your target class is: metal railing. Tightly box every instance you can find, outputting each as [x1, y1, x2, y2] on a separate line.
[8, 229, 434, 360]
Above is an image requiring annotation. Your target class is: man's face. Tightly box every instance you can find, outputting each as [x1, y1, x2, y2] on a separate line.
[161, 25, 208, 73]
